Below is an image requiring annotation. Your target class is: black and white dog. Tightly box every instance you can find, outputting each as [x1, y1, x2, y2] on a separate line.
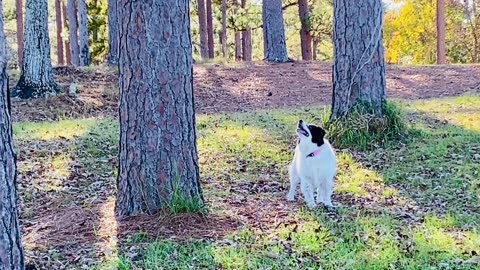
[286, 120, 337, 211]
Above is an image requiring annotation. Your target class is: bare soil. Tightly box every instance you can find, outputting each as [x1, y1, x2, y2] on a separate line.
[10, 62, 480, 122]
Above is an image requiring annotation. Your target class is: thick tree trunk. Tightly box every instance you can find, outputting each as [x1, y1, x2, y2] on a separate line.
[116, 0, 203, 216]
[220, 0, 227, 57]
[206, 0, 214, 58]
[330, 0, 386, 119]
[262, 0, 290, 62]
[15, 0, 23, 68]
[197, 0, 209, 59]
[62, 2, 71, 65]
[233, 0, 242, 60]
[298, 0, 312, 60]
[241, 0, 252, 61]
[0, 3, 26, 268]
[13, 0, 60, 99]
[67, 0, 80, 66]
[437, 0, 446, 64]
[55, 0, 64, 65]
[77, 0, 90, 66]
[107, 0, 118, 65]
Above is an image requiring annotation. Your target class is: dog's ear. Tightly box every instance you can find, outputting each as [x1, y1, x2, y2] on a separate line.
[308, 125, 326, 146]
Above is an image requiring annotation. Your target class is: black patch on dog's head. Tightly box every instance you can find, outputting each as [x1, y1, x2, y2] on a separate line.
[308, 125, 326, 146]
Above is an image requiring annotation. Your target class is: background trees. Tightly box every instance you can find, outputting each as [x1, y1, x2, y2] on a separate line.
[115, 0, 203, 216]
[262, 0, 290, 62]
[13, 0, 59, 99]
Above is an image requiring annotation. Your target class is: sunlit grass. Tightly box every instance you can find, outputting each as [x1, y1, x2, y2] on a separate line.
[14, 118, 98, 141]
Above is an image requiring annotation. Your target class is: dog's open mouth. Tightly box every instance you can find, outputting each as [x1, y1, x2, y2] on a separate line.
[297, 122, 309, 137]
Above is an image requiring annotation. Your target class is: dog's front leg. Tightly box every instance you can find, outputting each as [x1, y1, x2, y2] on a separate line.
[300, 179, 316, 208]
[286, 164, 299, 201]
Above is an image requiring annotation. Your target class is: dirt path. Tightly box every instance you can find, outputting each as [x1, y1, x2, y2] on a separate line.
[10, 62, 480, 122]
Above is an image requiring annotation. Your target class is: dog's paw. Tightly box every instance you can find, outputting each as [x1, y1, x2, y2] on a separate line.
[286, 194, 295, 202]
[323, 204, 336, 213]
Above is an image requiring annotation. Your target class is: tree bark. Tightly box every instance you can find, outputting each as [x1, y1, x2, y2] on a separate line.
[234, 0, 242, 60]
[77, 0, 90, 66]
[0, 2, 26, 268]
[262, 0, 290, 62]
[197, 0, 209, 59]
[55, 0, 64, 65]
[107, 0, 118, 65]
[241, 0, 252, 61]
[116, 0, 203, 216]
[437, 0, 446, 64]
[298, 0, 312, 60]
[15, 0, 23, 68]
[67, 0, 80, 66]
[330, 0, 386, 119]
[62, 1, 71, 65]
[206, 0, 214, 58]
[13, 0, 60, 99]
[220, 0, 227, 57]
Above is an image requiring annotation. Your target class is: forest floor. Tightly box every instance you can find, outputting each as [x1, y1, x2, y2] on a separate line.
[8, 62, 480, 270]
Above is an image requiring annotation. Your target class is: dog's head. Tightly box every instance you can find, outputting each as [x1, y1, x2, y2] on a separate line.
[296, 120, 326, 149]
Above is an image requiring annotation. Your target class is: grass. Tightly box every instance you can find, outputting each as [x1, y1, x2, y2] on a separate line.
[13, 95, 480, 269]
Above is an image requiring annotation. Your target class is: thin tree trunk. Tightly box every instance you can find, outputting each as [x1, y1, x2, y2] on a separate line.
[116, 0, 203, 216]
[0, 3, 26, 267]
[298, 0, 312, 60]
[437, 0, 446, 64]
[330, 0, 386, 119]
[77, 0, 90, 66]
[206, 0, 214, 58]
[234, 0, 242, 60]
[55, 0, 64, 65]
[262, 0, 290, 62]
[220, 0, 227, 57]
[107, 0, 118, 65]
[241, 0, 252, 61]
[197, 0, 209, 59]
[92, 0, 98, 42]
[62, 1, 71, 65]
[13, 0, 60, 99]
[15, 0, 23, 68]
[67, 0, 80, 66]
[312, 37, 319, 60]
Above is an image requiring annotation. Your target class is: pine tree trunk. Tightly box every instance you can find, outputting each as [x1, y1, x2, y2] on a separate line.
[77, 0, 90, 66]
[67, 0, 80, 66]
[234, 0, 242, 60]
[55, 0, 64, 65]
[197, 0, 209, 59]
[0, 3, 26, 268]
[241, 0, 252, 61]
[436, 0, 446, 64]
[62, 1, 72, 65]
[107, 0, 118, 65]
[312, 37, 319, 60]
[330, 0, 386, 119]
[220, 0, 227, 57]
[206, 0, 214, 58]
[15, 0, 23, 68]
[116, 0, 203, 216]
[92, 0, 98, 42]
[13, 0, 60, 99]
[262, 0, 290, 62]
[298, 0, 312, 60]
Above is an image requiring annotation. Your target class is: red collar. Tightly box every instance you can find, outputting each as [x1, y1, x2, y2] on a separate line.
[306, 148, 322, 158]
